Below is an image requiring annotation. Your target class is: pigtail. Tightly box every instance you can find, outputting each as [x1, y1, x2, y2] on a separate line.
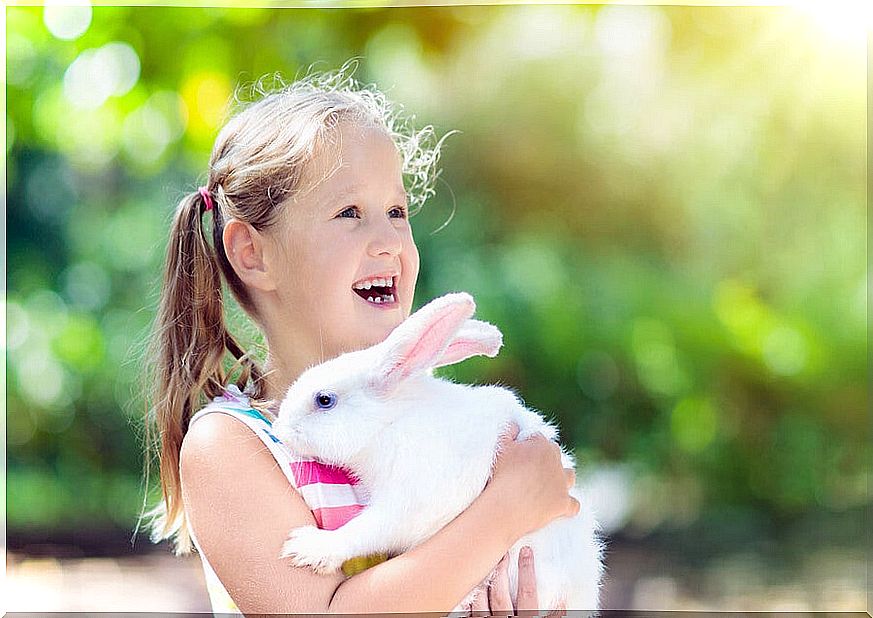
[144, 189, 248, 554]
[207, 185, 270, 403]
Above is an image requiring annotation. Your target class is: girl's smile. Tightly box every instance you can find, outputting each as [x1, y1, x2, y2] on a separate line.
[351, 272, 400, 308]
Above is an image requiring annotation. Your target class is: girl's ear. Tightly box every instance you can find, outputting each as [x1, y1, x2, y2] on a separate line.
[223, 218, 275, 291]
[431, 319, 503, 369]
[369, 292, 476, 393]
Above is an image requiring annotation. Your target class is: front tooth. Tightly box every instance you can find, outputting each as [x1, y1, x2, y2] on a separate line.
[387, 293, 395, 303]
[374, 296, 383, 304]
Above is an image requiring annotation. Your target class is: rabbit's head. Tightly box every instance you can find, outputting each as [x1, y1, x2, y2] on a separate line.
[273, 292, 503, 467]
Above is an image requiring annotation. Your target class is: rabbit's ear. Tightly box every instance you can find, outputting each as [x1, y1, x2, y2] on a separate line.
[370, 292, 476, 393]
[431, 319, 503, 369]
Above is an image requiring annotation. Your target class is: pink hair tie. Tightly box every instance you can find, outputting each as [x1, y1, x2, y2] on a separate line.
[198, 186, 214, 212]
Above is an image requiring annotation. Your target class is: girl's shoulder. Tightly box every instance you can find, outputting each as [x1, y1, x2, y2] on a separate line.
[191, 384, 275, 426]
[184, 384, 367, 531]
[179, 398, 293, 533]
[186, 384, 293, 459]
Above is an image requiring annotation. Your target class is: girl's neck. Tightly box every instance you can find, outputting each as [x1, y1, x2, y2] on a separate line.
[262, 356, 295, 402]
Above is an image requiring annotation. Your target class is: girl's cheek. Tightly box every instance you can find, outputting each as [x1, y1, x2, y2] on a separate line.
[406, 239, 420, 284]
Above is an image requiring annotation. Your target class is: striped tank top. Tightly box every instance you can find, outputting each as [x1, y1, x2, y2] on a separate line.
[185, 384, 377, 615]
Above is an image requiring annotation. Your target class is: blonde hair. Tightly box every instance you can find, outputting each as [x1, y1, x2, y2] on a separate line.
[140, 58, 455, 554]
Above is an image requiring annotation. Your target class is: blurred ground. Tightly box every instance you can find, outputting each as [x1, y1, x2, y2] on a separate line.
[6, 539, 865, 612]
[7, 550, 210, 612]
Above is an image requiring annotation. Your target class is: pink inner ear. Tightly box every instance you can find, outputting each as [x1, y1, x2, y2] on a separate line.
[446, 339, 481, 359]
[384, 301, 473, 384]
[432, 332, 501, 369]
[388, 319, 452, 382]
[434, 339, 481, 368]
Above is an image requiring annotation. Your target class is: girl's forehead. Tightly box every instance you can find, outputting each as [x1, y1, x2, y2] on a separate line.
[297, 124, 403, 200]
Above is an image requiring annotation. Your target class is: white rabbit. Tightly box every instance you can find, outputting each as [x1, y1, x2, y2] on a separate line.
[273, 291, 604, 611]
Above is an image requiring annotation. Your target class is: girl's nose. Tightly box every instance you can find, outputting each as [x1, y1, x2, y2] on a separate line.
[367, 216, 403, 257]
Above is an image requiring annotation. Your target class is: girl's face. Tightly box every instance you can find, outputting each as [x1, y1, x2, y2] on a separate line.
[266, 120, 420, 364]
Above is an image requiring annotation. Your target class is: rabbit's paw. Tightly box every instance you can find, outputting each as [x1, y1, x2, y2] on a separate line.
[281, 526, 347, 574]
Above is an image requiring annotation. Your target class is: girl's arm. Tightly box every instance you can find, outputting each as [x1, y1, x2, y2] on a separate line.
[181, 415, 576, 614]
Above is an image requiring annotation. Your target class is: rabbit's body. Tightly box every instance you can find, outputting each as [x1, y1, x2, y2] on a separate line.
[274, 292, 604, 610]
[352, 378, 601, 610]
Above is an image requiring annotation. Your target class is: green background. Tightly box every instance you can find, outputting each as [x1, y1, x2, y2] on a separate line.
[6, 3, 867, 608]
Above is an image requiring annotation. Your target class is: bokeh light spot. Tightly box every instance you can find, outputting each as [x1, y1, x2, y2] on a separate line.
[53, 313, 105, 372]
[122, 102, 173, 167]
[61, 261, 111, 312]
[365, 23, 433, 113]
[631, 318, 687, 396]
[500, 242, 565, 302]
[671, 396, 717, 453]
[43, 2, 92, 41]
[594, 5, 670, 59]
[713, 279, 773, 357]
[762, 325, 808, 376]
[63, 42, 141, 110]
[16, 347, 65, 408]
[7, 33, 38, 87]
[102, 203, 163, 271]
[181, 72, 231, 139]
[6, 299, 31, 351]
[24, 289, 69, 337]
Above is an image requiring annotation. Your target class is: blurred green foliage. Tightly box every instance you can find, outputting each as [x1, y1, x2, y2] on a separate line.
[6, 4, 866, 553]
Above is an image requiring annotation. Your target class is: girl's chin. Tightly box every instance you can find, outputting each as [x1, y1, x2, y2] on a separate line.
[354, 321, 403, 350]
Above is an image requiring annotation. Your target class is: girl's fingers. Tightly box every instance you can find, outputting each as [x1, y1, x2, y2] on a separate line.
[497, 422, 520, 450]
[469, 582, 490, 616]
[488, 553, 513, 613]
[567, 496, 581, 517]
[515, 546, 538, 616]
[544, 600, 567, 618]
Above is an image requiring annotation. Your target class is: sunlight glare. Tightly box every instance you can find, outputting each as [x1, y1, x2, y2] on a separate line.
[791, 0, 871, 42]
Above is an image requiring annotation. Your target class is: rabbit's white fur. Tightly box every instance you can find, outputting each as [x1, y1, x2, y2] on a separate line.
[273, 292, 604, 611]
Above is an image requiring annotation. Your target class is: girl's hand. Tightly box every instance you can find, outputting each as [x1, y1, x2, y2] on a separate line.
[468, 547, 568, 617]
[486, 423, 580, 539]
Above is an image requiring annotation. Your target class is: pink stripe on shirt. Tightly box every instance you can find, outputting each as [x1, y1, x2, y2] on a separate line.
[313, 504, 366, 530]
[291, 460, 361, 486]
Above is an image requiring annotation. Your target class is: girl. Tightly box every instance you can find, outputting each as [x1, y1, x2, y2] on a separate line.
[143, 60, 580, 615]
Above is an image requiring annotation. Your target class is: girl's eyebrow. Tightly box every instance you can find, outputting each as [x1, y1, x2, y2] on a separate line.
[333, 184, 363, 201]
[331, 184, 408, 202]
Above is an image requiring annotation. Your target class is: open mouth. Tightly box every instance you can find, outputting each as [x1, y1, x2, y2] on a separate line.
[352, 275, 398, 305]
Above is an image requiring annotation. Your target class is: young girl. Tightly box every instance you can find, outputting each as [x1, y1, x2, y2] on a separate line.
[143, 61, 580, 615]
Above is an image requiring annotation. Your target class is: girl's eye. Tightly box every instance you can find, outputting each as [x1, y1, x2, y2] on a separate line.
[337, 205, 407, 219]
[314, 391, 338, 410]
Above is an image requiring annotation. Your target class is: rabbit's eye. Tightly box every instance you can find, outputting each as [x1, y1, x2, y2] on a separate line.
[314, 391, 338, 410]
